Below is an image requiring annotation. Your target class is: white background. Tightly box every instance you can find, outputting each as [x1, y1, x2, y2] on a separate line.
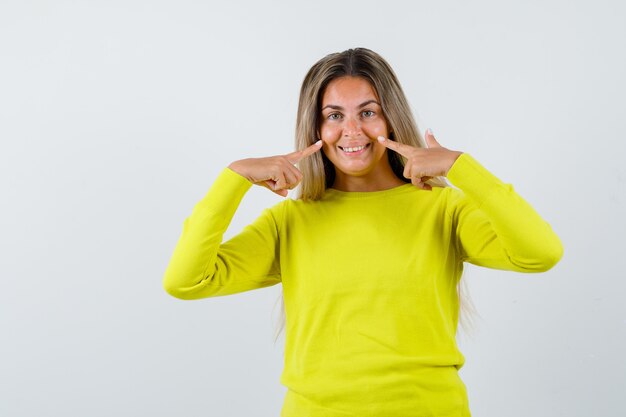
[1, 0, 624, 416]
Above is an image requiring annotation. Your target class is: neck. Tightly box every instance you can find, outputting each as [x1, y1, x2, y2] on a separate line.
[331, 164, 406, 192]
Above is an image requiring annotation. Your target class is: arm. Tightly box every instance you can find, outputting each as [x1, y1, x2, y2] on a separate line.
[163, 167, 283, 300]
[446, 153, 564, 272]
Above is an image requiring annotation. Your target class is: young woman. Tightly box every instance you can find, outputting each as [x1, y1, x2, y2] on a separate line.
[163, 48, 563, 417]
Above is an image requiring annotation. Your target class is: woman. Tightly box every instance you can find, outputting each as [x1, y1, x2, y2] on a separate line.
[163, 48, 563, 417]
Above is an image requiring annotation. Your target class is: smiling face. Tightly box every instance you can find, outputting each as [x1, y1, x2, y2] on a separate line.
[319, 76, 401, 191]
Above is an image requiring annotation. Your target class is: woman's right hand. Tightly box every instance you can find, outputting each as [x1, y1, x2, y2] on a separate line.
[228, 140, 323, 197]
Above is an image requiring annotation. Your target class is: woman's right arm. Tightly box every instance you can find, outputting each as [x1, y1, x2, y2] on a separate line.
[162, 167, 282, 300]
[162, 141, 322, 300]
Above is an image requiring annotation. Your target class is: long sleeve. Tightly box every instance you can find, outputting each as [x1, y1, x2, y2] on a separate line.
[445, 153, 563, 272]
[163, 167, 283, 300]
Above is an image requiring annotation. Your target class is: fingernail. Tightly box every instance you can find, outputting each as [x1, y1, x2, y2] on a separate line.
[377, 136, 385, 142]
[315, 139, 322, 146]
[426, 128, 434, 136]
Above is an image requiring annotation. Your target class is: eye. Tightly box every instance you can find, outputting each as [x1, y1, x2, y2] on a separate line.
[362, 110, 375, 117]
[327, 113, 342, 120]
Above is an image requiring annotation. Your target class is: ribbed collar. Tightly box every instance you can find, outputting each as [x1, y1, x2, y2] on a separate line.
[322, 183, 416, 200]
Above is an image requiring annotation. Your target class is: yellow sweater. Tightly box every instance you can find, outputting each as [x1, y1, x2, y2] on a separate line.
[163, 153, 563, 417]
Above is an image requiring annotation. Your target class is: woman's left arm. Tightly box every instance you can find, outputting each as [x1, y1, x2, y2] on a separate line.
[445, 153, 564, 272]
[378, 131, 564, 272]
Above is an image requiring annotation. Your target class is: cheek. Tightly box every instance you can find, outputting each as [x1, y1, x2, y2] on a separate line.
[362, 121, 388, 137]
[320, 125, 341, 142]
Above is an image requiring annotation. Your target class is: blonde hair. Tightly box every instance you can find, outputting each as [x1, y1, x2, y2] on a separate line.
[272, 48, 479, 344]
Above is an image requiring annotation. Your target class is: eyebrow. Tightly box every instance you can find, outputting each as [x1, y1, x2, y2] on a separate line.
[321, 99, 380, 111]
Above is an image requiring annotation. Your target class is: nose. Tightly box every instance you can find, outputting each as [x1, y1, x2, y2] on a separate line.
[343, 116, 362, 137]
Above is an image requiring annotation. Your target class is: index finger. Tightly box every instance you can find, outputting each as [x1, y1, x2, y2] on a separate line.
[377, 136, 414, 158]
[286, 139, 323, 164]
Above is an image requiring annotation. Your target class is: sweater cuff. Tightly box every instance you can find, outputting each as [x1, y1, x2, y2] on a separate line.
[196, 167, 253, 212]
[446, 153, 510, 206]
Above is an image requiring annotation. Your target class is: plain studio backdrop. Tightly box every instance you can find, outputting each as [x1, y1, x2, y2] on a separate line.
[1, 0, 624, 416]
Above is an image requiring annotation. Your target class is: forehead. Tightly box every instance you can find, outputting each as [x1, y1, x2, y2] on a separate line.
[321, 76, 379, 105]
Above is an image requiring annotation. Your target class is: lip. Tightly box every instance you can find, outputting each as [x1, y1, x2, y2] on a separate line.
[339, 142, 371, 156]
[338, 142, 371, 149]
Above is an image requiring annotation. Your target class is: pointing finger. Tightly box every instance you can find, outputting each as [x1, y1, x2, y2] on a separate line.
[286, 140, 323, 164]
[377, 136, 414, 158]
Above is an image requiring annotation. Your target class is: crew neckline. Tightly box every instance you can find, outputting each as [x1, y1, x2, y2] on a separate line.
[323, 183, 416, 199]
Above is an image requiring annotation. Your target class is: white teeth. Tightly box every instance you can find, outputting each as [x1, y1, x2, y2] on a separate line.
[342, 144, 367, 153]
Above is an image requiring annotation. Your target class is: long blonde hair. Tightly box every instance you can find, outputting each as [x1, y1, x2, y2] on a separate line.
[272, 48, 479, 344]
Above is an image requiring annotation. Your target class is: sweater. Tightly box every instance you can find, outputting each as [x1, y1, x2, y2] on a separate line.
[163, 153, 564, 417]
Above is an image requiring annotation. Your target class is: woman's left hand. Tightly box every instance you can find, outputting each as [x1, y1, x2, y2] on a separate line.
[377, 129, 463, 191]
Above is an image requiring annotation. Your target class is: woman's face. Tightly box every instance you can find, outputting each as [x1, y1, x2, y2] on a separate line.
[319, 76, 391, 185]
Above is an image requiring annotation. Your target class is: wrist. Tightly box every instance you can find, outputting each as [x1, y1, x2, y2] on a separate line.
[445, 151, 464, 176]
[227, 160, 252, 183]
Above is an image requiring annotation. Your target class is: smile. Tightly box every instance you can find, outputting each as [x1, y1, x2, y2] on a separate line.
[339, 143, 371, 155]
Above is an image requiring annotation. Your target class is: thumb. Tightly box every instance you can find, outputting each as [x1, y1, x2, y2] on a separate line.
[274, 189, 288, 197]
[425, 128, 442, 149]
[265, 175, 290, 198]
[262, 180, 289, 197]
